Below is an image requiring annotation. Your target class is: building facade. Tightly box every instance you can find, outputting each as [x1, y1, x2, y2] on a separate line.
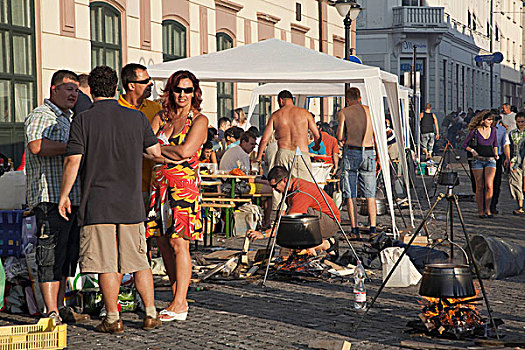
[0, 0, 355, 165]
[356, 0, 523, 120]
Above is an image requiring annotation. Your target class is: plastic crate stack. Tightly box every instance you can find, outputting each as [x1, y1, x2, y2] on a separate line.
[0, 210, 26, 258]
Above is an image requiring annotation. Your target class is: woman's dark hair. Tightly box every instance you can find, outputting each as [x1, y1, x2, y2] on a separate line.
[225, 126, 243, 141]
[88, 66, 118, 98]
[468, 110, 496, 131]
[162, 70, 202, 112]
[199, 141, 214, 161]
[207, 127, 217, 142]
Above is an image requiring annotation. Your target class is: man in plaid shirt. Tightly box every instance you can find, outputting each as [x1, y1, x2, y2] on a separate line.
[25, 70, 89, 325]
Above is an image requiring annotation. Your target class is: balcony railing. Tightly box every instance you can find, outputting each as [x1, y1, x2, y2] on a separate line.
[393, 6, 446, 28]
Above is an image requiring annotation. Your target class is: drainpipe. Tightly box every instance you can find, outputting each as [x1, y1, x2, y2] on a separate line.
[318, 0, 325, 120]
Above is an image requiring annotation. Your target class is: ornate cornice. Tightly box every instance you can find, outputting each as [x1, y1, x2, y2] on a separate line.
[257, 12, 281, 24]
[215, 0, 243, 13]
[290, 23, 310, 33]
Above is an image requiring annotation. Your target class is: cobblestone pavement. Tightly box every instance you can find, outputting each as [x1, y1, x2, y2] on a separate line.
[1, 164, 524, 349]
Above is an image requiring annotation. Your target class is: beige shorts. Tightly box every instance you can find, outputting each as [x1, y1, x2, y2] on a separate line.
[274, 147, 312, 181]
[79, 223, 150, 274]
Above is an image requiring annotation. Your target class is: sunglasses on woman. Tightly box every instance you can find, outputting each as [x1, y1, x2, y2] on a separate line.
[174, 86, 194, 94]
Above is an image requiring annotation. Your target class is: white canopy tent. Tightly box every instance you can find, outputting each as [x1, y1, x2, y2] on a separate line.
[247, 82, 414, 227]
[148, 39, 405, 234]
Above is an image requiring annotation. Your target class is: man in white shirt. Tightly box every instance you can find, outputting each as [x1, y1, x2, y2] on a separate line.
[219, 130, 273, 227]
[501, 103, 517, 131]
[219, 131, 257, 172]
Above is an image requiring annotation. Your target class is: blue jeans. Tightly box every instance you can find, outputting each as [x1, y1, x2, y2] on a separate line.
[341, 148, 376, 198]
[471, 157, 496, 169]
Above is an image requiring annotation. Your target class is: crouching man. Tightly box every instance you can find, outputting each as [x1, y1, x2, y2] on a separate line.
[58, 66, 164, 333]
[247, 165, 339, 257]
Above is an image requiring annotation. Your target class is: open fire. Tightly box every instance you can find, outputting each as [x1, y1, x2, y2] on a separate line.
[275, 251, 324, 273]
[418, 294, 487, 339]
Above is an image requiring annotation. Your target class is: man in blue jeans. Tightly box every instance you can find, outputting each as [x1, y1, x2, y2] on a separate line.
[336, 87, 377, 240]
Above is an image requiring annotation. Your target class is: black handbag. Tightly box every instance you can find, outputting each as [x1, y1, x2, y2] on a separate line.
[468, 130, 478, 150]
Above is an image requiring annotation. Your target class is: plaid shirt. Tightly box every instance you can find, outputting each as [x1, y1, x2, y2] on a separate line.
[25, 99, 81, 206]
[509, 128, 525, 169]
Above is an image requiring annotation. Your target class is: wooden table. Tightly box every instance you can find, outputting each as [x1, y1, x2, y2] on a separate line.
[200, 173, 259, 240]
[201, 174, 258, 198]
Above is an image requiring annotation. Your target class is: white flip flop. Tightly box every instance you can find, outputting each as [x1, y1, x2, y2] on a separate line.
[159, 309, 188, 321]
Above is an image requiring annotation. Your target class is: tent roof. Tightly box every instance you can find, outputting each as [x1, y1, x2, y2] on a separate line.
[148, 39, 398, 83]
[250, 83, 413, 96]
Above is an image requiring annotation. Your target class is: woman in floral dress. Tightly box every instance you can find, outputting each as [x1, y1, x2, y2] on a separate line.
[147, 70, 208, 321]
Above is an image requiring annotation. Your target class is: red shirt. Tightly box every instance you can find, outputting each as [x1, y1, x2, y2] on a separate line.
[286, 178, 340, 221]
[321, 131, 339, 159]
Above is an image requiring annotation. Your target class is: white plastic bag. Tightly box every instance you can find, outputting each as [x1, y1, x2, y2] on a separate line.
[380, 247, 422, 287]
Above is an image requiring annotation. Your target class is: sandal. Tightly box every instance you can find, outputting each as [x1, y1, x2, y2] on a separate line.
[325, 237, 339, 260]
[478, 214, 487, 219]
[513, 208, 525, 215]
[159, 308, 188, 322]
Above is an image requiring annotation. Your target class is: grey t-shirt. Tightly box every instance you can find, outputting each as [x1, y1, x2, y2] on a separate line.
[500, 112, 517, 131]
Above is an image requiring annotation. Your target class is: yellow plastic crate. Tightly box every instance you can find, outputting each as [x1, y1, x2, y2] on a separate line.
[0, 318, 67, 350]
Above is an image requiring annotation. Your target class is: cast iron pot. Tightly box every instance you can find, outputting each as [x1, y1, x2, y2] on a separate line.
[359, 198, 388, 216]
[276, 214, 322, 249]
[419, 263, 475, 298]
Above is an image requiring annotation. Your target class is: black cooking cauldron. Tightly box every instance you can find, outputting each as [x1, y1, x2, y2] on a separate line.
[276, 214, 322, 249]
[419, 263, 475, 298]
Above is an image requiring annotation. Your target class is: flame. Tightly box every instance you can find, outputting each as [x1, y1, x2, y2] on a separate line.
[275, 250, 318, 272]
[419, 290, 484, 336]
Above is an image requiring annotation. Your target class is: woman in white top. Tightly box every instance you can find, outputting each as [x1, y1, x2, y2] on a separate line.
[232, 108, 251, 131]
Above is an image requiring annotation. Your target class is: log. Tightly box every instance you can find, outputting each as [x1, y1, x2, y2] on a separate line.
[400, 340, 468, 349]
[308, 339, 351, 350]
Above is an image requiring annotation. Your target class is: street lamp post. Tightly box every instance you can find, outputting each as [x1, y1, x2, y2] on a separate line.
[334, 0, 362, 94]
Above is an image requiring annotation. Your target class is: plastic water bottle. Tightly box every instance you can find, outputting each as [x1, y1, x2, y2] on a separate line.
[353, 261, 367, 310]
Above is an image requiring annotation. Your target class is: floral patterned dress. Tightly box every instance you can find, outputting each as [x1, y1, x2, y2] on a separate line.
[146, 111, 203, 240]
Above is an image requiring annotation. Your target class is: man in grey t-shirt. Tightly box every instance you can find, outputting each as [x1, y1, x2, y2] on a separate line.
[501, 103, 517, 131]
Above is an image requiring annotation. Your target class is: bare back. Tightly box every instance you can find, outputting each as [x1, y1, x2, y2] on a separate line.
[338, 104, 374, 147]
[271, 105, 315, 152]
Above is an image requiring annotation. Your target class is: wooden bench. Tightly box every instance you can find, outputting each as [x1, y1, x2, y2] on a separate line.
[200, 197, 252, 244]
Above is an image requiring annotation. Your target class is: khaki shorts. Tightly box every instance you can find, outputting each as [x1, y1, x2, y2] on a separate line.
[274, 147, 312, 181]
[79, 223, 150, 274]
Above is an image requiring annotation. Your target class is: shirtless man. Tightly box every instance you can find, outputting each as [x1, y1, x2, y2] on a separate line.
[336, 87, 377, 240]
[256, 90, 320, 180]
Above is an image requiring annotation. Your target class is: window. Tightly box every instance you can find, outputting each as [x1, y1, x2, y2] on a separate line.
[402, 0, 420, 6]
[0, 0, 36, 124]
[162, 20, 186, 62]
[90, 2, 121, 72]
[468, 11, 471, 28]
[296, 3, 302, 21]
[216, 33, 234, 119]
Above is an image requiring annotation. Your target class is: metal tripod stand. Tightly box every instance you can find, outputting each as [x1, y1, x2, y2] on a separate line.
[431, 141, 471, 198]
[261, 147, 362, 286]
[354, 185, 500, 339]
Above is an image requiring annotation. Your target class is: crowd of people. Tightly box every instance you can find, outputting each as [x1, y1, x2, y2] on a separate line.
[426, 104, 525, 217]
[26, 58, 524, 338]
[24, 64, 382, 334]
